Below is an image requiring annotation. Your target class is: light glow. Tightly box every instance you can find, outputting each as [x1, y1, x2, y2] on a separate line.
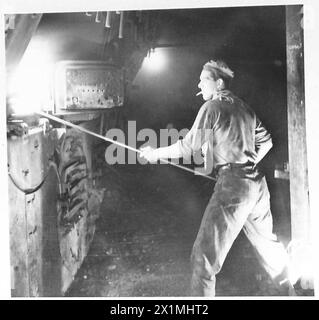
[142, 48, 166, 72]
[287, 241, 314, 289]
[7, 37, 54, 115]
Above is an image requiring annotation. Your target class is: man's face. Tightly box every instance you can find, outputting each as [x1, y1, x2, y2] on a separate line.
[198, 70, 219, 101]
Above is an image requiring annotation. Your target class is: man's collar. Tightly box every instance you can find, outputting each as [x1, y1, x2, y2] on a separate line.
[212, 90, 234, 103]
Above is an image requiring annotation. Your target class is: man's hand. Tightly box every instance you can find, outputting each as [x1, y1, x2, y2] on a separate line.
[139, 146, 159, 163]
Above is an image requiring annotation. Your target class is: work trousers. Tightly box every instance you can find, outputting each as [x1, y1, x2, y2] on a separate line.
[190, 166, 289, 296]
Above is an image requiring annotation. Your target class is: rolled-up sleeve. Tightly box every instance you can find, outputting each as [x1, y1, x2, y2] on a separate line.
[177, 102, 215, 159]
[255, 117, 272, 146]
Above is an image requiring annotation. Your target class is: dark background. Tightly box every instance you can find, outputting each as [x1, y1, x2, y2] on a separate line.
[34, 5, 290, 240]
[37, 6, 288, 165]
[127, 6, 288, 164]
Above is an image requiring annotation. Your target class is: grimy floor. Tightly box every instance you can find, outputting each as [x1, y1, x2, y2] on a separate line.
[66, 153, 292, 297]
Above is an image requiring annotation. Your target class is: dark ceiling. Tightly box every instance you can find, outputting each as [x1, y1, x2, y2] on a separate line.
[154, 6, 286, 61]
[36, 5, 286, 64]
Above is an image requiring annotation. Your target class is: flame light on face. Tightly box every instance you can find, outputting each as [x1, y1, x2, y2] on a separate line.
[8, 37, 54, 115]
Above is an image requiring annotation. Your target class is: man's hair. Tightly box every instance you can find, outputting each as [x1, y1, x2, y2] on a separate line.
[203, 60, 234, 89]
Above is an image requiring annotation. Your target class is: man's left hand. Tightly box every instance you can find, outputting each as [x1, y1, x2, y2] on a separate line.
[139, 146, 159, 163]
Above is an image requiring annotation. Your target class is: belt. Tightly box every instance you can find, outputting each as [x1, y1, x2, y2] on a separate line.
[215, 162, 254, 171]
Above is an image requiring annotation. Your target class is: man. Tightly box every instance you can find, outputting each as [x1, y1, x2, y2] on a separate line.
[139, 59, 295, 296]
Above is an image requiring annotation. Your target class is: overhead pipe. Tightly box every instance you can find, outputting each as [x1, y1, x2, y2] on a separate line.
[119, 11, 124, 39]
[105, 11, 111, 28]
[95, 12, 101, 23]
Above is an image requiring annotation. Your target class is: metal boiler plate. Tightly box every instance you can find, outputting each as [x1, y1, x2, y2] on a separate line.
[54, 60, 124, 111]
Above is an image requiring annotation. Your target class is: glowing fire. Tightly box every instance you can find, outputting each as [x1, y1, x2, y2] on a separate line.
[7, 36, 54, 115]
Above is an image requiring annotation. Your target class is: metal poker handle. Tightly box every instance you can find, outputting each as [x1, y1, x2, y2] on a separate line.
[36, 111, 215, 181]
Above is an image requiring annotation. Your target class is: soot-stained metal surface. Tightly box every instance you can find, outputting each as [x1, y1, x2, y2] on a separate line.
[57, 127, 104, 294]
[7, 121, 105, 296]
[54, 61, 125, 111]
